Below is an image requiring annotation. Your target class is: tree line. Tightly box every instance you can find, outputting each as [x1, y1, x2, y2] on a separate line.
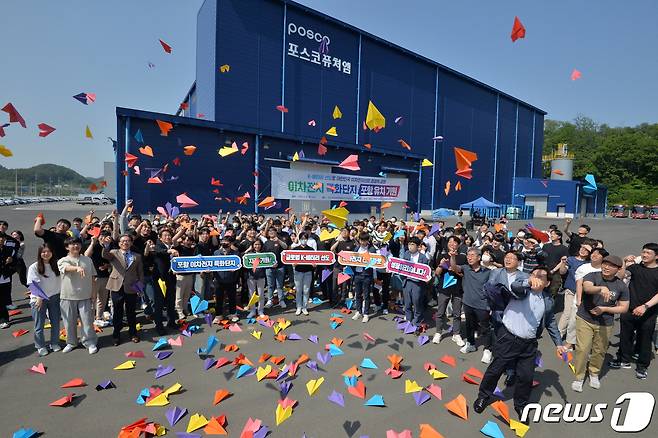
[543, 116, 658, 206]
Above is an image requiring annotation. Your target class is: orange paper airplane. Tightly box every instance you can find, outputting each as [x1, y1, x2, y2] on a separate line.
[156, 120, 173, 136]
[444, 394, 468, 420]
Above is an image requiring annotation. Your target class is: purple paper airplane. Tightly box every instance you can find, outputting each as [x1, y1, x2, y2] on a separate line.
[95, 379, 115, 390]
[205, 313, 213, 327]
[321, 269, 332, 283]
[288, 333, 301, 341]
[535, 352, 543, 368]
[253, 424, 270, 438]
[204, 358, 216, 370]
[418, 335, 429, 346]
[155, 365, 175, 379]
[166, 406, 187, 427]
[328, 390, 345, 407]
[275, 365, 290, 382]
[279, 381, 292, 398]
[404, 322, 417, 334]
[28, 282, 50, 300]
[316, 351, 331, 365]
[308, 335, 319, 344]
[413, 391, 431, 406]
[306, 361, 318, 372]
[175, 433, 201, 438]
[155, 351, 173, 360]
[493, 386, 504, 398]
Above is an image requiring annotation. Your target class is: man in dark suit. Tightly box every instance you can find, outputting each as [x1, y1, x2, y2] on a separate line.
[402, 236, 431, 332]
[102, 234, 144, 345]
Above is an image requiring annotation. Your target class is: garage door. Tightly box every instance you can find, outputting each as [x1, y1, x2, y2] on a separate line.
[525, 196, 548, 218]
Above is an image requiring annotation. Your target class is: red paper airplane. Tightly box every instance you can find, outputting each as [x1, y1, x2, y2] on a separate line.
[49, 393, 74, 407]
[571, 69, 582, 81]
[125, 153, 138, 168]
[61, 378, 86, 388]
[159, 39, 172, 53]
[172, 157, 181, 166]
[147, 177, 163, 184]
[276, 105, 288, 113]
[398, 139, 412, 150]
[38, 123, 56, 137]
[455, 168, 473, 179]
[511, 16, 526, 42]
[210, 177, 223, 186]
[241, 142, 249, 155]
[1, 102, 27, 128]
[30, 363, 47, 374]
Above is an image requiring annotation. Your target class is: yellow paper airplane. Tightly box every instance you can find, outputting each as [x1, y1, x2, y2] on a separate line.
[145, 393, 169, 407]
[157, 278, 167, 296]
[163, 382, 182, 397]
[404, 379, 423, 393]
[187, 413, 209, 433]
[365, 100, 385, 130]
[321, 207, 349, 228]
[510, 419, 530, 437]
[292, 151, 299, 161]
[277, 319, 291, 331]
[275, 404, 293, 426]
[306, 377, 324, 396]
[0, 145, 13, 157]
[114, 360, 136, 370]
[155, 424, 166, 436]
[85, 125, 93, 139]
[273, 324, 282, 335]
[333, 105, 342, 119]
[257, 365, 272, 381]
[247, 293, 260, 309]
[325, 126, 338, 137]
[251, 330, 262, 340]
[320, 228, 341, 242]
[421, 158, 433, 167]
[219, 64, 230, 73]
[219, 144, 238, 157]
[429, 369, 448, 379]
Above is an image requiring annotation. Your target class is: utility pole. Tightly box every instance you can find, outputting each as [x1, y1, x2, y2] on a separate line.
[34, 173, 37, 196]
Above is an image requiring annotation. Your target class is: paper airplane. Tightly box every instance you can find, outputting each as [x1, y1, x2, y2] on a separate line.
[571, 69, 582, 81]
[421, 158, 433, 167]
[405, 380, 423, 393]
[29, 363, 46, 375]
[61, 378, 86, 388]
[306, 377, 324, 396]
[275, 404, 293, 426]
[413, 391, 431, 406]
[204, 416, 228, 435]
[440, 355, 456, 367]
[419, 423, 444, 438]
[365, 100, 385, 130]
[114, 360, 136, 370]
[583, 174, 597, 193]
[159, 39, 172, 53]
[491, 400, 511, 424]
[322, 207, 349, 228]
[333, 105, 342, 119]
[360, 358, 378, 369]
[12, 427, 38, 438]
[1, 103, 26, 128]
[511, 16, 526, 42]
[38, 123, 56, 137]
[480, 421, 504, 438]
[186, 414, 209, 433]
[139, 145, 153, 157]
[444, 394, 468, 420]
[176, 193, 198, 208]
[85, 125, 93, 139]
[426, 384, 442, 400]
[166, 406, 187, 427]
[49, 393, 74, 407]
[510, 419, 530, 437]
[156, 120, 173, 136]
[364, 394, 385, 407]
[155, 365, 175, 379]
[95, 380, 115, 391]
[325, 126, 338, 136]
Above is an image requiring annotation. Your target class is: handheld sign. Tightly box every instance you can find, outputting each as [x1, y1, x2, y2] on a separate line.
[243, 252, 277, 269]
[337, 251, 387, 269]
[171, 255, 242, 273]
[281, 250, 336, 265]
[386, 256, 432, 282]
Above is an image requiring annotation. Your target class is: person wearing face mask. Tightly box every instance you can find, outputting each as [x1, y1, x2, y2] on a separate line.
[401, 237, 430, 332]
[351, 232, 377, 323]
[291, 232, 315, 316]
[213, 236, 241, 323]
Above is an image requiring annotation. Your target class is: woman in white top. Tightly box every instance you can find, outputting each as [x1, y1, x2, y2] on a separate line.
[27, 243, 62, 356]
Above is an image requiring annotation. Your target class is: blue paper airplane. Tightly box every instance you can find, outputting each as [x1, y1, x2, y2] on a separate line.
[360, 358, 378, 369]
[190, 295, 209, 314]
[236, 364, 254, 378]
[443, 273, 457, 289]
[329, 344, 344, 356]
[480, 420, 504, 438]
[152, 338, 168, 351]
[13, 428, 37, 438]
[364, 394, 385, 407]
[197, 335, 218, 356]
[134, 129, 144, 144]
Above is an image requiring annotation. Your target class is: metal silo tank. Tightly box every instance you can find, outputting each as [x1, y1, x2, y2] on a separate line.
[550, 159, 573, 180]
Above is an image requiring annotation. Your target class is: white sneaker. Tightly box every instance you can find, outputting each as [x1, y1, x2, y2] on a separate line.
[382, 309, 389, 315]
[50, 343, 61, 352]
[295, 308, 302, 316]
[230, 315, 239, 323]
[258, 312, 265, 318]
[6, 304, 17, 310]
[279, 300, 287, 309]
[571, 380, 584, 392]
[37, 347, 49, 356]
[94, 319, 105, 326]
[88, 345, 98, 355]
[362, 315, 369, 323]
[301, 308, 309, 315]
[589, 375, 601, 389]
[103, 311, 111, 320]
[452, 334, 466, 347]
[0, 322, 9, 329]
[62, 344, 75, 353]
[481, 349, 493, 364]
[264, 300, 273, 309]
[352, 311, 362, 321]
[141, 303, 148, 310]
[432, 333, 442, 344]
[460, 342, 476, 354]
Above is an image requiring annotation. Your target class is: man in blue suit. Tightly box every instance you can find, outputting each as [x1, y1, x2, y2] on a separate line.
[401, 237, 430, 332]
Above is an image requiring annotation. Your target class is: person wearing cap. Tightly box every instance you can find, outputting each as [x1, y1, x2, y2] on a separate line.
[610, 243, 658, 380]
[572, 255, 629, 392]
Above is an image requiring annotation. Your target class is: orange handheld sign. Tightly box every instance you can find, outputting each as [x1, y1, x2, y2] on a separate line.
[337, 251, 387, 269]
[281, 250, 336, 265]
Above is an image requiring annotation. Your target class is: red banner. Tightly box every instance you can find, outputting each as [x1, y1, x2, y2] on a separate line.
[386, 256, 432, 282]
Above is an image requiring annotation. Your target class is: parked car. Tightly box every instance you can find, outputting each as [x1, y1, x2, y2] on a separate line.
[631, 205, 649, 219]
[77, 194, 114, 205]
[650, 206, 658, 220]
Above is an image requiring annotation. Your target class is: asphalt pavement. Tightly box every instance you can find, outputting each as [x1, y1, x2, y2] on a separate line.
[1, 203, 657, 437]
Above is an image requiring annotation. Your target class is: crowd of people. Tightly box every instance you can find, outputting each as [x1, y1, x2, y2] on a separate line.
[0, 204, 657, 420]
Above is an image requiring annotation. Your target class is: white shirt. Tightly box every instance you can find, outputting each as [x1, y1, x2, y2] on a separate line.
[575, 263, 601, 281]
[409, 251, 420, 264]
[506, 271, 520, 289]
[27, 262, 62, 301]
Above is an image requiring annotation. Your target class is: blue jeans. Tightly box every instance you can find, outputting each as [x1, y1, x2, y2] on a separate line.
[353, 273, 372, 314]
[403, 280, 424, 326]
[31, 294, 61, 349]
[142, 276, 155, 316]
[294, 271, 312, 310]
[266, 267, 285, 301]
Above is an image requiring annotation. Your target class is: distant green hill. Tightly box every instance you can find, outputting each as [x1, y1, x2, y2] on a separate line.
[0, 164, 100, 196]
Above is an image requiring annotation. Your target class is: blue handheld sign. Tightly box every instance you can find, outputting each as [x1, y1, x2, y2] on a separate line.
[170, 255, 242, 273]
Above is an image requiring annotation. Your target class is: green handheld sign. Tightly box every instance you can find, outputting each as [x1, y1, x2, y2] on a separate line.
[242, 252, 277, 269]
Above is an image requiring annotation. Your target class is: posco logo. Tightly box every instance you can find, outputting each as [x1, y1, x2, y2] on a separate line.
[287, 22, 330, 45]
[521, 392, 655, 432]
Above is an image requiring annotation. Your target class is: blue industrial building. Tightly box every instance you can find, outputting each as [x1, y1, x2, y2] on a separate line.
[117, 0, 601, 217]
